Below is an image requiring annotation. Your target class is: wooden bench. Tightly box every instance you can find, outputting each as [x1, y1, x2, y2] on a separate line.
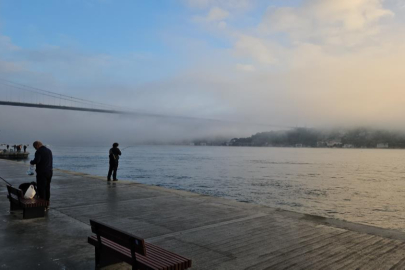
[6, 185, 49, 219]
[88, 219, 192, 270]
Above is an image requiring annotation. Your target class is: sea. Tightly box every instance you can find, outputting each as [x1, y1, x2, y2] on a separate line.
[22, 145, 405, 232]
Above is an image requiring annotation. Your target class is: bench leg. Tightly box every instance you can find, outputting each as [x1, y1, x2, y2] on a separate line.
[94, 246, 125, 269]
[23, 207, 45, 219]
[95, 247, 100, 270]
[10, 202, 22, 211]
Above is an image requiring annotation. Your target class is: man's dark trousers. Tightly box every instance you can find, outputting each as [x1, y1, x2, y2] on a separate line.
[37, 171, 52, 201]
[108, 163, 118, 180]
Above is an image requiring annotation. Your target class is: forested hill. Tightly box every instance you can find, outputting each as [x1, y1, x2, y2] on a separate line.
[229, 128, 405, 148]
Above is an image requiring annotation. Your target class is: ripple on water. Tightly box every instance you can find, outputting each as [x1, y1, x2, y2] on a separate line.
[277, 201, 304, 208]
[250, 160, 313, 165]
[304, 189, 327, 197]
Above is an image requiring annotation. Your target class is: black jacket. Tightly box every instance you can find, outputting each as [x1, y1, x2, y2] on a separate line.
[30, 146, 53, 173]
[109, 147, 121, 165]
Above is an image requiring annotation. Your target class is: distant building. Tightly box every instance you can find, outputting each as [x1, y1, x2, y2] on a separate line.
[229, 138, 238, 145]
[295, 144, 303, 148]
[200, 142, 207, 146]
[377, 143, 389, 148]
[326, 140, 342, 147]
[189, 143, 195, 146]
[343, 144, 354, 148]
[317, 141, 326, 147]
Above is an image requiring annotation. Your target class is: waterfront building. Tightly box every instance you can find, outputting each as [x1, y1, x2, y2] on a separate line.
[377, 143, 389, 148]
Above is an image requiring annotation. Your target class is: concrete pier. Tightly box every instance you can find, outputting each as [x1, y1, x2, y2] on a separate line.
[1, 159, 405, 269]
[0, 151, 29, 160]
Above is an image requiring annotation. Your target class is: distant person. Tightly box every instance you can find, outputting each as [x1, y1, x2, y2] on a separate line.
[17, 145, 21, 152]
[13, 145, 16, 151]
[6, 145, 9, 150]
[23, 145, 27, 153]
[30, 141, 53, 207]
[107, 142, 121, 181]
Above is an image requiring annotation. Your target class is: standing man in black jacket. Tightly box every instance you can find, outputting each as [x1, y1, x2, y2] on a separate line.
[30, 141, 53, 204]
[108, 142, 121, 181]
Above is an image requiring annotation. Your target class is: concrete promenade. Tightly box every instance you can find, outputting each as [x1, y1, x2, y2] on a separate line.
[1, 159, 405, 270]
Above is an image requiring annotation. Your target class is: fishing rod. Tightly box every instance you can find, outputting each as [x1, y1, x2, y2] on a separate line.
[0, 176, 12, 186]
[121, 145, 137, 151]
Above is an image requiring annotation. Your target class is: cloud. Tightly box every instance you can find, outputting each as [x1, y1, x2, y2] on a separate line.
[0, 60, 25, 74]
[233, 35, 278, 64]
[192, 6, 229, 29]
[0, 35, 20, 52]
[184, 0, 254, 10]
[259, 0, 394, 47]
[228, 0, 400, 68]
[236, 63, 255, 72]
[206, 7, 229, 21]
[184, 0, 405, 129]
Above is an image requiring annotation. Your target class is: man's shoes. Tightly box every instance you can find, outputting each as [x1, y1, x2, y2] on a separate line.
[113, 179, 118, 181]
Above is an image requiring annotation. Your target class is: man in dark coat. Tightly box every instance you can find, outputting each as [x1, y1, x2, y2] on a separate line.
[30, 141, 53, 204]
[107, 142, 121, 181]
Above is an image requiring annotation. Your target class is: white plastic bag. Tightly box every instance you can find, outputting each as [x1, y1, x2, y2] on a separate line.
[26, 165, 34, 175]
[24, 185, 36, 199]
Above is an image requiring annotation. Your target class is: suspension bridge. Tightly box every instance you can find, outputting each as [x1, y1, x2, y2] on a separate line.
[0, 79, 157, 116]
[0, 79, 291, 128]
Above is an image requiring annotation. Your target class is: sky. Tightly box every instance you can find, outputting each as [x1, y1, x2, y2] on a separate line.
[0, 0, 405, 145]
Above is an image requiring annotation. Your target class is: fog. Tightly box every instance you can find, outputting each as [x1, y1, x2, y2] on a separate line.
[0, 106, 267, 146]
[1, 0, 405, 145]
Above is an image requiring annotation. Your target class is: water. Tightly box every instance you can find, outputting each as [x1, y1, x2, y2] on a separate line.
[32, 146, 405, 232]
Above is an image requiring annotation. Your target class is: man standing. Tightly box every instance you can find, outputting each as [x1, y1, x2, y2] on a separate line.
[30, 141, 53, 205]
[108, 142, 121, 181]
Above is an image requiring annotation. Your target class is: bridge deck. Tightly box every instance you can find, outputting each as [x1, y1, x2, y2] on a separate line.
[1, 159, 405, 269]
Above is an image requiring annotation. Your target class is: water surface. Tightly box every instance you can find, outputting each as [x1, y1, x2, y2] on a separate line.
[38, 146, 405, 232]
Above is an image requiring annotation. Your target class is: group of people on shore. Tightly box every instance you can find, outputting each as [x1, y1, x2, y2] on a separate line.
[28, 142, 121, 209]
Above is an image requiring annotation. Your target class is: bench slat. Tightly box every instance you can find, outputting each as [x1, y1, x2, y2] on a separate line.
[90, 236, 179, 270]
[145, 243, 189, 269]
[7, 185, 49, 208]
[89, 235, 191, 270]
[102, 239, 169, 270]
[89, 236, 164, 270]
[20, 198, 49, 207]
[146, 243, 190, 269]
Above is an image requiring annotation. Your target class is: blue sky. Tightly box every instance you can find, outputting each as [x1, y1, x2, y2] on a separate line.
[1, 0, 405, 142]
[0, 1, 200, 83]
[0, 1, 301, 51]
[0, 0, 300, 74]
[1, 1, 183, 51]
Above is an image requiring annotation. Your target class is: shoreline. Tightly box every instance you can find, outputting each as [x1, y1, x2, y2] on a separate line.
[6, 158, 405, 241]
[10, 158, 404, 242]
[3, 158, 405, 269]
[7, 157, 405, 241]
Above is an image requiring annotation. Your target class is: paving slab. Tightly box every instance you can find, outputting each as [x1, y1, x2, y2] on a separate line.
[1, 159, 405, 269]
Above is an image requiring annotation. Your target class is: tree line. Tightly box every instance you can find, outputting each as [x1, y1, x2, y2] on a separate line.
[229, 127, 405, 148]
